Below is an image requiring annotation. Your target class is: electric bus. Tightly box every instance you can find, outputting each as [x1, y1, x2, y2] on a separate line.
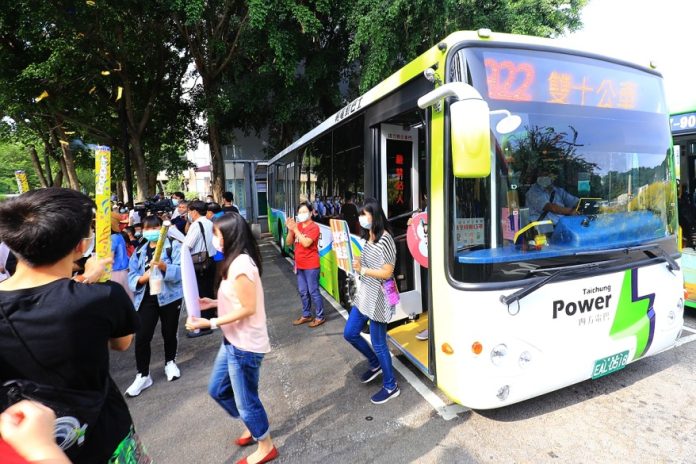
[671, 105, 696, 309]
[268, 30, 684, 409]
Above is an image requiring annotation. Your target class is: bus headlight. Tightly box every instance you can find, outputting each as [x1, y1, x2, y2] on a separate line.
[497, 385, 510, 401]
[677, 298, 684, 312]
[519, 351, 532, 368]
[490, 344, 508, 366]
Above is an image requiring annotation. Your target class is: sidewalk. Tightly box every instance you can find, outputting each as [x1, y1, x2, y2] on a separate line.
[110, 239, 468, 464]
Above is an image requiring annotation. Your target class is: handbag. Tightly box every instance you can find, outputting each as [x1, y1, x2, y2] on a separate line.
[191, 222, 211, 273]
[382, 277, 400, 306]
[0, 303, 109, 457]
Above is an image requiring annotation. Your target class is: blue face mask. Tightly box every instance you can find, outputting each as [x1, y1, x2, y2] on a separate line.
[143, 230, 160, 243]
[172, 199, 179, 206]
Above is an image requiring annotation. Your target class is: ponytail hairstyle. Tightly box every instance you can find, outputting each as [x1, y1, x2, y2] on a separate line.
[214, 212, 263, 280]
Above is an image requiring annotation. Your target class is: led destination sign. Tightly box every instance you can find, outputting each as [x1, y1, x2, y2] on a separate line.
[671, 112, 696, 134]
[481, 50, 665, 113]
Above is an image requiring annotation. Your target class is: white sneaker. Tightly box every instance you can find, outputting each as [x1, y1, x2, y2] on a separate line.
[164, 361, 181, 382]
[125, 374, 153, 397]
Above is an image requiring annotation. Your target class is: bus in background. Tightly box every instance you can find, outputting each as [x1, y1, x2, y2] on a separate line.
[268, 30, 684, 409]
[671, 105, 696, 309]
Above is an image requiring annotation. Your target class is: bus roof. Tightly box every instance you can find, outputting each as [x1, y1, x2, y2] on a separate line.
[670, 103, 696, 116]
[267, 30, 661, 166]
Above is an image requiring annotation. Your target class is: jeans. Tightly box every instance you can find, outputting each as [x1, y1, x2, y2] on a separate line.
[343, 306, 397, 391]
[135, 295, 181, 376]
[297, 268, 324, 319]
[208, 343, 270, 440]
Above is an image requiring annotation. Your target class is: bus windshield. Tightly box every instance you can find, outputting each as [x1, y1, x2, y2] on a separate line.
[449, 47, 676, 283]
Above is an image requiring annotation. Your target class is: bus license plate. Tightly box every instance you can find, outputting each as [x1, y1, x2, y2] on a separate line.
[592, 351, 629, 379]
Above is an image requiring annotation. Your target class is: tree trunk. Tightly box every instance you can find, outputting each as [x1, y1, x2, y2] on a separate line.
[40, 135, 54, 186]
[208, 118, 225, 203]
[129, 135, 149, 201]
[55, 157, 68, 188]
[27, 145, 49, 188]
[52, 125, 80, 190]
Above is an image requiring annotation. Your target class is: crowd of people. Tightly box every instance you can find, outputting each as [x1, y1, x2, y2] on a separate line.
[0, 186, 402, 464]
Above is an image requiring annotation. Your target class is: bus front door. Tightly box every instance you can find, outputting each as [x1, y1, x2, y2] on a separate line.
[380, 124, 423, 322]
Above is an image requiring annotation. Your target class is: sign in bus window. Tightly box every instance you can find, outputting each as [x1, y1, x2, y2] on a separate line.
[386, 138, 413, 219]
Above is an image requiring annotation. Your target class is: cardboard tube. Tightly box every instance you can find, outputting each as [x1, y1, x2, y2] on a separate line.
[14, 170, 29, 193]
[94, 146, 112, 281]
[152, 220, 171, 262]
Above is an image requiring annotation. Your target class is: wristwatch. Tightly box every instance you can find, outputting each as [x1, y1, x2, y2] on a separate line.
[360, 267, 366, 277]
[210, 318, 219, 330]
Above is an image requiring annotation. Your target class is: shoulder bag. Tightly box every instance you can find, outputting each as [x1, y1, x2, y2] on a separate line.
[191, 222, 212, 273]
[0, 303, 109, 458]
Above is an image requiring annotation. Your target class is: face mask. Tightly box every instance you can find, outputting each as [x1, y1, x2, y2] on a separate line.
[537, 176, 553, 189]
[212, 235, 224, 253]
[82, 235, 95, 258]
[135, 231, 142, 238]
[297, 212, 310, 223]
[187, 213, 193, 222]
[359, 215, 372, 230]
[143, 230, 160, 243]
[172, 199, 179, 206]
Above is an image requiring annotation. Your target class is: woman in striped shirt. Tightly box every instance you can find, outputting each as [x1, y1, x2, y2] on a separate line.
[344, 201, 400, 404]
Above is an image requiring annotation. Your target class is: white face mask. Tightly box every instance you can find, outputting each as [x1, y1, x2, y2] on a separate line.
[537, 176, 553, 189]
[359, 215, 372, 230]
[212, 235, 224, 253]
[82, 234, 95, 258]
[297, 212, 310, 223]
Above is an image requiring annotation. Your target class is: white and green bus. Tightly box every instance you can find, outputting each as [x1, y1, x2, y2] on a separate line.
[268, 30, 684, 409]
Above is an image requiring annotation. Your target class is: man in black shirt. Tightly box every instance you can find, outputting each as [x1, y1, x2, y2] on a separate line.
[221, 191, 240, 214]
[341, 191, 360, 235]
[0, 188, 143, 463]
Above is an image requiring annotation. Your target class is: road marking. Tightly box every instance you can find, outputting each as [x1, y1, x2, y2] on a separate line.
[676, 332, 696, 347]
[681, 325, 696, 334]
[269, 242, 468, 420]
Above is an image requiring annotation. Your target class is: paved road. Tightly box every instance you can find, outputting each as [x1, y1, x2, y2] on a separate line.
[110, 239, 696, 463]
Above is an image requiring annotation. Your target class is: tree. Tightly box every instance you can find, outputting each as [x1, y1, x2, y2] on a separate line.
[0, 1, 195, 199]
[349, 0, 588, 92]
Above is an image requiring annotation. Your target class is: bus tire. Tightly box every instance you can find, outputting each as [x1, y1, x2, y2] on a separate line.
[278, 220, 288, 257]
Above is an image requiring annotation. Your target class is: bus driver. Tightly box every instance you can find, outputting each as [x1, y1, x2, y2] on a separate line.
[525, 169, 579, 225]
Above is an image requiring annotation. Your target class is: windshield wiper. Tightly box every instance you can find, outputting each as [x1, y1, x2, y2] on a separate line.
[574, 243, 679, 272]
[499, 259, 622, 307]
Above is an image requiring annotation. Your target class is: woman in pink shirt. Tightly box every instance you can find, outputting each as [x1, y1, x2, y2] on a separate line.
[186, 213, 277, 464]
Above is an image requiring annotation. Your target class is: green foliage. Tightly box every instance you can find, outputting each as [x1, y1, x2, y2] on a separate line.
[0, 143, 38, 194]
[348, 0, 588, 92]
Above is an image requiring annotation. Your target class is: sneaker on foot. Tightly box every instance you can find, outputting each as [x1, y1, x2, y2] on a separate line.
[125, 374, 153, 397]
[371, 385, 400, 404]
[164, 361, 181, 381]
[360, 366, 382, 384]
[415, 329, 429, 341]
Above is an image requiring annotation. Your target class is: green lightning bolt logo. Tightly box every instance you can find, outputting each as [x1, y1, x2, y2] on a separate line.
[609, 268, 656, 361]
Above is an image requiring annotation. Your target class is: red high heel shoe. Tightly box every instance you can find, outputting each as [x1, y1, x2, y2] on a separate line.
[235, 435, 255, 446]
[236, 446, 278, 464]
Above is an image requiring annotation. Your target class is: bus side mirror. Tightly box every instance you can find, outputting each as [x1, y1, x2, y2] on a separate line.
[450, 98, 491, 178]
[418, 82, 492, 179]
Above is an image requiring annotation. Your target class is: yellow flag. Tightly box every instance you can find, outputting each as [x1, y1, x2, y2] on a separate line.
[34, 90, 49, 102]
[116, 86, 123, 101]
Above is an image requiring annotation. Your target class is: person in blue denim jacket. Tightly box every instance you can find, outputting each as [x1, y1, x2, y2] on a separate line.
[124, 216, 183, 397]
